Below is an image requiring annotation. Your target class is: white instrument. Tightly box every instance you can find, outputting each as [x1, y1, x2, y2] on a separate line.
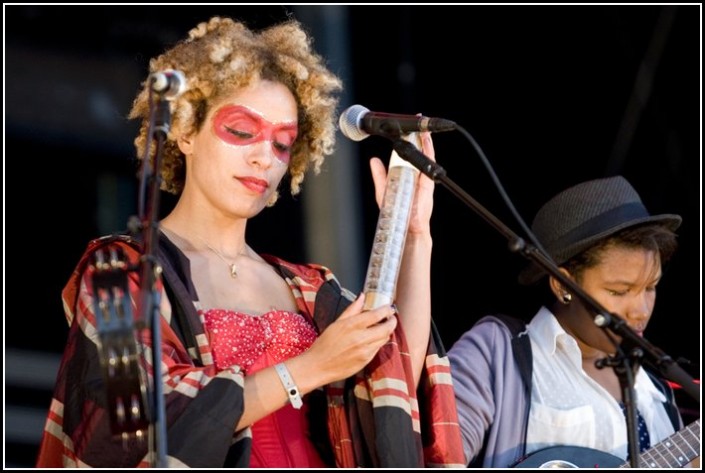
[362, 133, 422, 310]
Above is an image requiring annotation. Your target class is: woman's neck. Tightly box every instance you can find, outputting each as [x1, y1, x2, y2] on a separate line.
[160, 207, 248, 256]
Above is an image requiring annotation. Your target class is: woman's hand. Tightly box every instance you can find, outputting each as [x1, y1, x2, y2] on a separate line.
[294, 293, 397, 388]
[237, 294, 396, 430]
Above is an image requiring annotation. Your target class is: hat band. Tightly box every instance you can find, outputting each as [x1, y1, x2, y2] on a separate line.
[545, 202, 650, 256]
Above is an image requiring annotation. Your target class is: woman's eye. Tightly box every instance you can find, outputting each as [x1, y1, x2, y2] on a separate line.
[608, 289, 626, 296]
[273, 142, 291, 153]
[224, 125, 253, 139]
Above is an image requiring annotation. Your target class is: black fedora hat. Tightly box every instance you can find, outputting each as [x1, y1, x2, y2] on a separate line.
[518, 176, 682, 285]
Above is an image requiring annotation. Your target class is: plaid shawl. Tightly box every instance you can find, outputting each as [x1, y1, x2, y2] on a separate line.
[36, 234, 465, 467]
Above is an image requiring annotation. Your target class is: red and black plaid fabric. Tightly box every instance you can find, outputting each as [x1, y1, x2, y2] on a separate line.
[36, 235, 465, 467]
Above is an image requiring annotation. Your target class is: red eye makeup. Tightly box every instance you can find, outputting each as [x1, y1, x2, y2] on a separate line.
[212, 105, 298, 165]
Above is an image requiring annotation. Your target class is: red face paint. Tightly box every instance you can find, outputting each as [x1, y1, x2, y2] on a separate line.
[212, 105, 298, 165]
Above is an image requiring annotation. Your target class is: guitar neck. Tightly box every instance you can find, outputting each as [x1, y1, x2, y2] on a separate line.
[628, 419, 700, 468]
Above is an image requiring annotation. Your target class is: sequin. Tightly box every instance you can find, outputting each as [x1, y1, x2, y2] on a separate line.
[201, 308, 318, 373]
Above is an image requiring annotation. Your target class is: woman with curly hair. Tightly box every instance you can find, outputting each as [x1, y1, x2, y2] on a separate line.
[36, 16, 464, 468]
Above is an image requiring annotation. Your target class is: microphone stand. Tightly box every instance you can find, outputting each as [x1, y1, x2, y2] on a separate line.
[389, 137, 700, 467]
[128, 89, 171, 468]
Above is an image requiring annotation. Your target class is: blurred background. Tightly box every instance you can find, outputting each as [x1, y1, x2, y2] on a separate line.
[4, 4, 700, 467]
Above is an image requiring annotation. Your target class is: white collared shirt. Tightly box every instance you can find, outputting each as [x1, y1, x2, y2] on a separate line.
[525, 307, 676, 460]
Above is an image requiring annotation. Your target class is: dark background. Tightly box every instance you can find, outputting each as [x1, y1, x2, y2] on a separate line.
[4, 5, 701, 467]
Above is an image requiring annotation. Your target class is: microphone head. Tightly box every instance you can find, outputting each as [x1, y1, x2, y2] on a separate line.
[338, 104, 370, 141]
[151, 70, 187, 99]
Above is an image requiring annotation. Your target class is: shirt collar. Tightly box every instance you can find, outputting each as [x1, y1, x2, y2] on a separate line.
[528, 306, 576, 357]
[529, 306, 668, 404]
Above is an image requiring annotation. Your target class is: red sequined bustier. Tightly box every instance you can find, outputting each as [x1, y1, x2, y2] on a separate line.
[202, 309, 327, 468]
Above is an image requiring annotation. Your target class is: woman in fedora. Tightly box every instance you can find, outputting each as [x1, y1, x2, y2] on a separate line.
[447, 176, 691, 468]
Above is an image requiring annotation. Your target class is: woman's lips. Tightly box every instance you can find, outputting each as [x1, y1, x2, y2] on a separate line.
[237, 176, 269, 194]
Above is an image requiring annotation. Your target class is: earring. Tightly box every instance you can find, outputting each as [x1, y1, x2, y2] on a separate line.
[561, 292, 572, 304]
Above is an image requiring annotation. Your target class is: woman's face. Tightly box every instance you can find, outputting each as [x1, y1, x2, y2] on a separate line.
[178, 79, 298, 218]
[565, 245, 662, 354]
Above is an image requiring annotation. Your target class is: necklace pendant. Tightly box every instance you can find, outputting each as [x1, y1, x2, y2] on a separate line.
[229, 263, 238, 278]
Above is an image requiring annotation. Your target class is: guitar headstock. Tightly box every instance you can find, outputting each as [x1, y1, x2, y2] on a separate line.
[90, 246, 150, 441]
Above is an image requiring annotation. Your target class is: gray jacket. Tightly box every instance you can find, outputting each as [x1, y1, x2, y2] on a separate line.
[448, 313, 682, 468]
[448, 315, 531, 467]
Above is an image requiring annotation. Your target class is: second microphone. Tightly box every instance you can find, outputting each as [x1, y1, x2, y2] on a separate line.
[339, 104, 456, 142]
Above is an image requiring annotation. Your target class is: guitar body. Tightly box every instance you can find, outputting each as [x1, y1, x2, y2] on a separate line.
[514, 420, 700, 468]
[514, 446, 622, 468]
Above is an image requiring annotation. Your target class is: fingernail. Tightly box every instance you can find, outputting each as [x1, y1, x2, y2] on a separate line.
[390, 304, 398, 313]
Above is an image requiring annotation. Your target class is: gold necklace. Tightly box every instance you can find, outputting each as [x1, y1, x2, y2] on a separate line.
[198, 237, 245, 279]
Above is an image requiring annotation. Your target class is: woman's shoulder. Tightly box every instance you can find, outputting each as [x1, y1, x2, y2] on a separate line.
[471, 314, 529, 338]
[448, 314, 531, 362]
[261, 254, 336, 282]
[262, 254, 356, 304]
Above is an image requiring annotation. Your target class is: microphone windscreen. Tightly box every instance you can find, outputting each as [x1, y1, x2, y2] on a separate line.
[338, 104, 370, 141]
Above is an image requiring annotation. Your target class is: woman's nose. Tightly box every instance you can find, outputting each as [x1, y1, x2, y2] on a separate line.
[626, 292, 652, 322]
[245, 140, 276, 168]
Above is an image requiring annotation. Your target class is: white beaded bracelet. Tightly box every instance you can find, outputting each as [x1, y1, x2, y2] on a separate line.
[274, 362, 303, 409]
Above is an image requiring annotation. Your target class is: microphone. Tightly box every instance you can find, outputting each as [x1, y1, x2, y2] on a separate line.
[150, 70, 186, 99]
[339, 104, 456, 141]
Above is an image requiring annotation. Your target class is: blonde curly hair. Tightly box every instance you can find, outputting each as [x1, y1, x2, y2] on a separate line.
[128, 16, 342, 199]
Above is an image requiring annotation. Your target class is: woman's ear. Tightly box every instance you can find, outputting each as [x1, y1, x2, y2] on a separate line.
[177, 134, 194, 155]
[549, 268, 573, 304]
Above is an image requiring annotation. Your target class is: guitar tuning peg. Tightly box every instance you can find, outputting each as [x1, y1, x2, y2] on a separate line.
[107, 347, 119, 377]
[109, 248, 119, 269]
[130, 395, 141, 422]
[115, 396, 126, 425]
[121, 346, 130, 374]
[94, 249, 108, 271]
